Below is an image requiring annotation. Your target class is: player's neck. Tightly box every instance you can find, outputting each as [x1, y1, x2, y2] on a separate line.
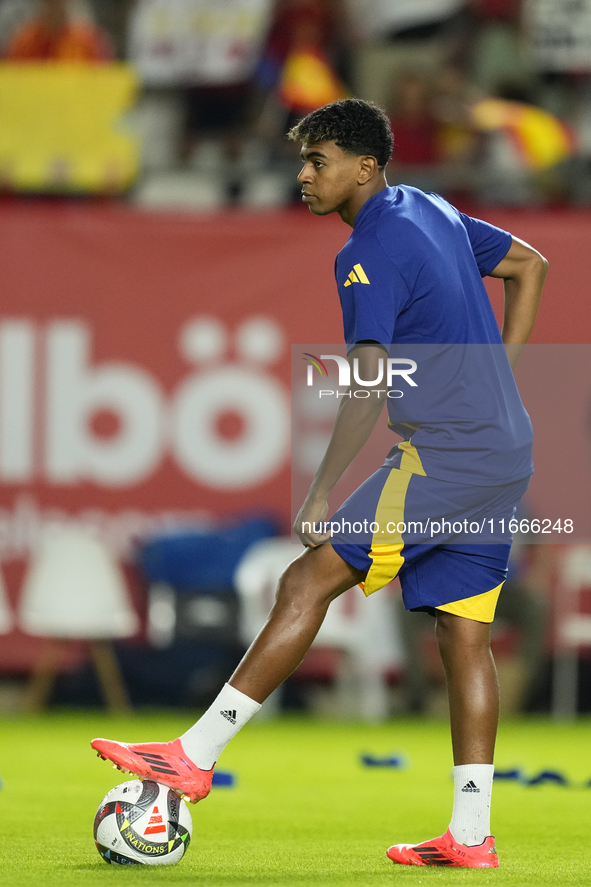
[338, 176, 388, 227]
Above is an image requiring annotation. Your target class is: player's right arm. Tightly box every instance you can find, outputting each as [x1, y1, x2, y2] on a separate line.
[457, 208, 548, 368]
[294, 239, 401, 546]
[488, 236, 549, 368]
[293, 343, 386, 547]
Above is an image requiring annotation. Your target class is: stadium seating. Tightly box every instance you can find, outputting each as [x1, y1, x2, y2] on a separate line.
[17, 524, 139, 712]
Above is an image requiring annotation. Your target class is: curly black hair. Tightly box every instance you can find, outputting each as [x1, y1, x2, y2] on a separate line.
[288, 99, 394, 168]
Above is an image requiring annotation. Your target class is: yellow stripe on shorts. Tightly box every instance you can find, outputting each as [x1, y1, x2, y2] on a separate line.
[361, 468, 411, 597]
[436, 582, 504, 623]
[398, 439, 427, 476]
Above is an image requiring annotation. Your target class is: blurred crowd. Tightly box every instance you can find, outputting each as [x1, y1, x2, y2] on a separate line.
[2, 0, 591, 206]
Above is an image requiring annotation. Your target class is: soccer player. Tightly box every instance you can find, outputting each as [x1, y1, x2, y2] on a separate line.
[92, 99, 548, 869]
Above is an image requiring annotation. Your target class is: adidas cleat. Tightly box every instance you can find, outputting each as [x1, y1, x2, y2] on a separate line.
[91, 737, 214, 803]
[387, 828, 499, 868]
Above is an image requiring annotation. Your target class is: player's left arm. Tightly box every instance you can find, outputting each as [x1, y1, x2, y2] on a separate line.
[488, 236, 549, 368]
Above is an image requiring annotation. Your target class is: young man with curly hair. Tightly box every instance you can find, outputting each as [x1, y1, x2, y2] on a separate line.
[92, 99, 548, 869]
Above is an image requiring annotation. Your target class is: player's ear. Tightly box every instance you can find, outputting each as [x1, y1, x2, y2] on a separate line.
[357, 155, 379, 184]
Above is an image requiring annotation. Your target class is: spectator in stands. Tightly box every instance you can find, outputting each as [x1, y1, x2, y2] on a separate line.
[258, 0, 352, 130]
[346, 0, 468, 44]
[470, 0, 518, 15]
[251, 0, 351, 183]
[387, 71, 445, 192]
[263, 0, 351, 87]
[3, 0, 113, 61]
[471, 79, 576, 204]
[0, 0, 34, 54]
[182, 81, 254, 168]
[388, 63, 482, 199]
[464, 0, 532, 95]
[345, 0, 470, 109]
[432, 63, 481, 164]
[389, 73, 441, 166]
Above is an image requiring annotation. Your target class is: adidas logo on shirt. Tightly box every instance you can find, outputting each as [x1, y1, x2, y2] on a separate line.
[220, 709, 237, 724]
[461, 780, 480, 793]
[344, 263, 370, 287]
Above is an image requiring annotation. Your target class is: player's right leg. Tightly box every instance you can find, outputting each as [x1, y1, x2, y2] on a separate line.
[92, 543, 365, 802]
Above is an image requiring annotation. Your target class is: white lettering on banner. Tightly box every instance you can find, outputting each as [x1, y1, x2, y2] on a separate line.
[0, 493, 211, 560]
[0, 321, 35, 480]
[172, 367, 289, 489]
[45, 321, 166, 485]
[0, 317, 289, 490]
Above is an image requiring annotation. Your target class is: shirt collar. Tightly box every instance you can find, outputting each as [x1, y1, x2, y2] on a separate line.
[353, 185, 397, 229]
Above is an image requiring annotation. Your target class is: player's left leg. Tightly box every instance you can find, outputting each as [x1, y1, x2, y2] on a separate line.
[387, 609, 500, 869]
[436, 610, 499, 765]
[435, 610, 498, 846]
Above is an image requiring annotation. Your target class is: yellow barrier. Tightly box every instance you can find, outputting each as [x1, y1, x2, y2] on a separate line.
[0, 63, 139, 193]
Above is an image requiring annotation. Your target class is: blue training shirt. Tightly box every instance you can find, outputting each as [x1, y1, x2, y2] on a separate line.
[335, 185, 534, 486]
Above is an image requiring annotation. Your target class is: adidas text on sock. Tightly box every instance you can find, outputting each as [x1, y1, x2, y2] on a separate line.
[180, 683, 261, 770]
[449, 764, 494, 846]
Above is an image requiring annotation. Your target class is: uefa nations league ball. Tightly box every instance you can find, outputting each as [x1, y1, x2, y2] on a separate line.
[94, 779, 192, 865]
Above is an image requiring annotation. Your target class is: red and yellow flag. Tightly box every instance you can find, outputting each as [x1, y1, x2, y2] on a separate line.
[472, 98, 575, 170]
[279, 49, 347, 115]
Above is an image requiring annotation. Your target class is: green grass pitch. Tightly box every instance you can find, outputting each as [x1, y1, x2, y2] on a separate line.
[0, 712, 590, 885]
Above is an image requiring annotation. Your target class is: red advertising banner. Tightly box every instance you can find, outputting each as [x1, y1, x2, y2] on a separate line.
[1, 202, 590, 552]
[0, 201, 590, 671]
[0, 204, 349, 562]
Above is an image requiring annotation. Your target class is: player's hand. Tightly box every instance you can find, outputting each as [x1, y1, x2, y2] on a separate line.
[293, 496, 330, 547]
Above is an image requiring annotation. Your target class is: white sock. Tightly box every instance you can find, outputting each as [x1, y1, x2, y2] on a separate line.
[448, 764, 494, 846]
[179, 683, 261, 770]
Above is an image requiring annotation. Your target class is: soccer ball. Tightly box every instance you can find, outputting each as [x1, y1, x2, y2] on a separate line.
[93, 779, 192, 866]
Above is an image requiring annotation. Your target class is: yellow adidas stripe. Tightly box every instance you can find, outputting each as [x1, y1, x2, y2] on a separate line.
[398, 439, 427, 476]
[354, 263, 370, 283]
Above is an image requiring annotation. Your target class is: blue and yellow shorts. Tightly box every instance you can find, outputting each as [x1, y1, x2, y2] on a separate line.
[330, 465, 531, 623]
